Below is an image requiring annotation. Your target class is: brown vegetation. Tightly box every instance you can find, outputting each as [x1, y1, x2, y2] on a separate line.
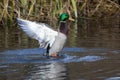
[0, 0, 119, 26]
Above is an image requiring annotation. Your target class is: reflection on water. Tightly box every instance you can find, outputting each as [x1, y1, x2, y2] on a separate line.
[0, 62, 67, 80]
[26, 62, 67, 80]
[0, 17, 120, 80]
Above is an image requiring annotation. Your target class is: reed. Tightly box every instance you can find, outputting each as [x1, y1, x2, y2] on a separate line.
[71, 0, 77, 18]
[21, 0, 27, 7]
[0, 0, 119, 26]
[26, 0, 36, 19]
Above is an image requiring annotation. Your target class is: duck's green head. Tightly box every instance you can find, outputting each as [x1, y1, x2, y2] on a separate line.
[59, 13, 69, 21]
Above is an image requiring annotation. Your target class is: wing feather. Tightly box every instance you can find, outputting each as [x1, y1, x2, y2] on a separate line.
[16, 18, 58, 48]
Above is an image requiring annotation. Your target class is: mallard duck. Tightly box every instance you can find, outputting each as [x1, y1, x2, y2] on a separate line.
[17, 13, 72, 57]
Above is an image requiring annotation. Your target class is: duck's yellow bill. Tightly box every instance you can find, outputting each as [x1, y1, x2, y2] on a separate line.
[69, 17, 75, 21]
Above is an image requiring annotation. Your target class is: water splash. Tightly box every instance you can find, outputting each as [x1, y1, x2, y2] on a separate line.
[105, 77, 120, 80]
[0, 48, 107, 64]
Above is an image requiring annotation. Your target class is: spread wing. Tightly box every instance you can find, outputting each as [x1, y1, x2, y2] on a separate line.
[16, 18, 58, 48]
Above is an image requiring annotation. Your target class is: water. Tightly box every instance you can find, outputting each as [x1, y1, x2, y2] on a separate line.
[0, 18, 120, 80]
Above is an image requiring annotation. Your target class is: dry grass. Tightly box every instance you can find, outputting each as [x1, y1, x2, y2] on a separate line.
[0, 0, 119, 26]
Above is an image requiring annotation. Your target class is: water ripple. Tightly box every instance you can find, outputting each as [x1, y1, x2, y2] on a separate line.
[0, 48, 108, 64]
